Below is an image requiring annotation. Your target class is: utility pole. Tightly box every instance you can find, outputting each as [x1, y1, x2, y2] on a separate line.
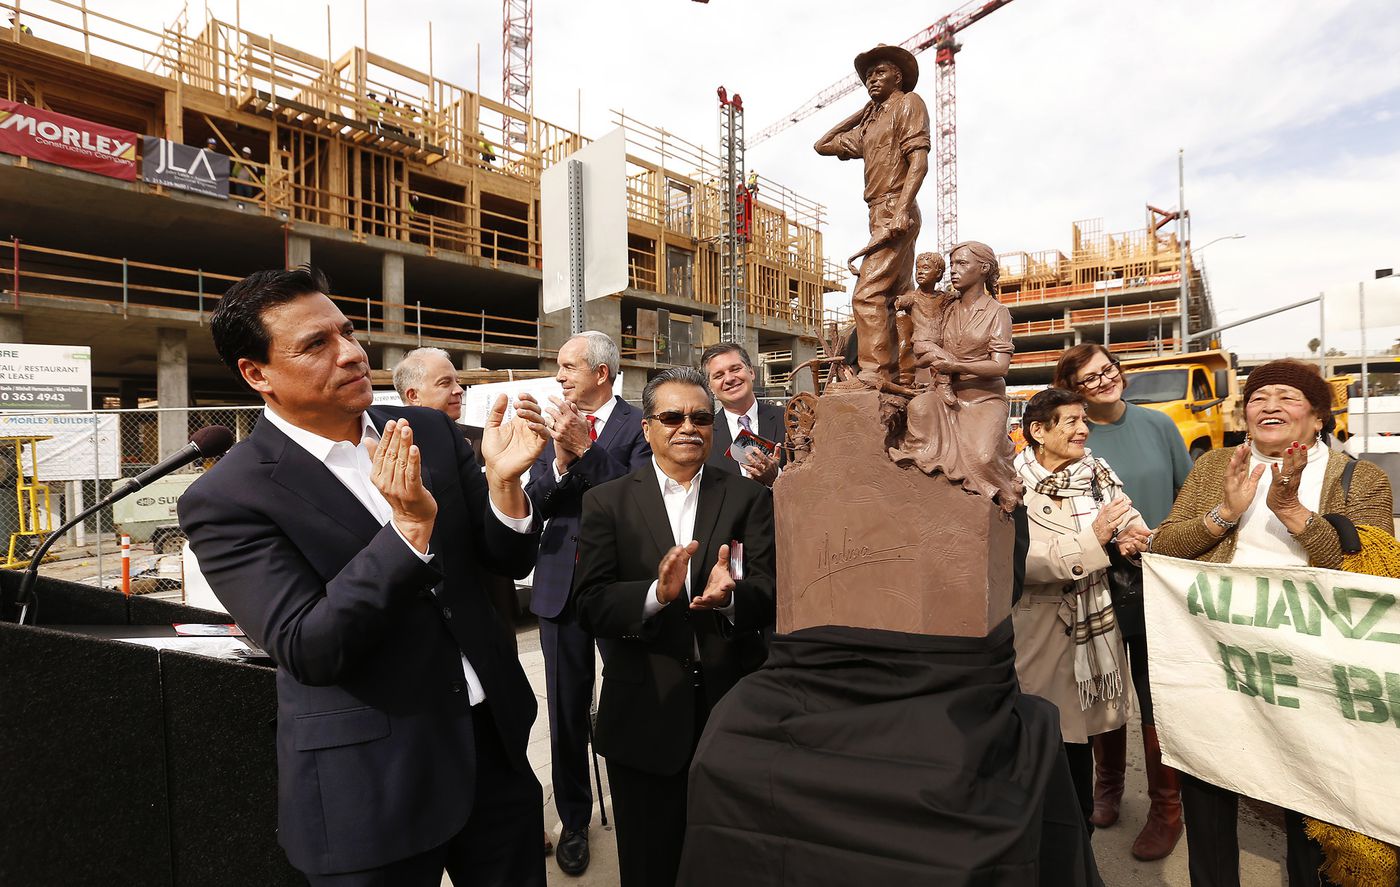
[1359, 281, 1369, 445]
[1177, 149, 1188, 353]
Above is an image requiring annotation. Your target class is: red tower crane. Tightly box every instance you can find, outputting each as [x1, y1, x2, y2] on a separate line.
[753, 0, 1014, 252]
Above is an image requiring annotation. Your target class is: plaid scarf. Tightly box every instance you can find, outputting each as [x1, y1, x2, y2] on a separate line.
[1014, 447, 1127, 710]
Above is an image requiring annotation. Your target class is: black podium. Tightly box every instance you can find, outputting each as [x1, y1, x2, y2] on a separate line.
[0, 571, 304, 887]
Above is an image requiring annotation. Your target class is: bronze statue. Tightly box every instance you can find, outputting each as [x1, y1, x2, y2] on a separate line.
[815, 44, 929, 388]
[894, 252, 955, 398]
[889, 241, 1020, 511]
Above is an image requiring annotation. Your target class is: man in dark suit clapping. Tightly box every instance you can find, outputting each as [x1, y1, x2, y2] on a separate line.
[700, 343, 785, 486]
[178, 267, 548, 886]
[524, 331, 650, 875]
[573, 367, 775, 887]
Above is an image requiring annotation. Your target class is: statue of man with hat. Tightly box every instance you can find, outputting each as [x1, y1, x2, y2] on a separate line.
[815, 44, 930, 387]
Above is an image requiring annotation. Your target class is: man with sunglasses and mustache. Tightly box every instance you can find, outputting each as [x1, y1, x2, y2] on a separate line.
[572, 367, 776, 887]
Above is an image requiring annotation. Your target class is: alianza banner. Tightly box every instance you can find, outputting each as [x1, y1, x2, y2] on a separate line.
[1144, 554, 1400, 844]
[141, 136, 229, 198]
[0, 99, 137, 180]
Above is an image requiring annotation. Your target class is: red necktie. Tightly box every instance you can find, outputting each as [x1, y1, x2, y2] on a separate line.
[586, 415, 598, 442]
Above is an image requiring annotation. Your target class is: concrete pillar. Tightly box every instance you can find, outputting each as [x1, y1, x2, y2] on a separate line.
[286, 234, 312, 269]
[739, 324, 760, 366]
[540, 294, 622, 360]
[621, 370, 647, 403]
[460, 351, 483, 370]
[789, 335, 821, 395]
[156, 328, 189, 460]
[691, 316, 707, 367]
[0, 313, 23, 343]
[118, 380, 140, 410]
[382, 252, 404, 336]
[381, 346, 407, 371]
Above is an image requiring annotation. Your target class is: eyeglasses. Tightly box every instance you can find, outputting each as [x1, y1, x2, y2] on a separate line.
[1076, 363, 1122, 391]
[646, 410, 715, 428]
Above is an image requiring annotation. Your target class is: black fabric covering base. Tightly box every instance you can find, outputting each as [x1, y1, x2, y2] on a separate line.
[679, 620, 1102, 887]
[0, 569, 128, 624]
[161, 652, 302, 886]
[0, 623, 172, 886]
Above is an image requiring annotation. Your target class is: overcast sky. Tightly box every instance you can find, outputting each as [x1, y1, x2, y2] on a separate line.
[78, 0, 1400, 353]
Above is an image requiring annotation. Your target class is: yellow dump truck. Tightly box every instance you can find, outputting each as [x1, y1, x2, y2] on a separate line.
[1328, 374, 1353, 440]
[1121, 350, 1351, 459]
[1120, 349, 1245, 460]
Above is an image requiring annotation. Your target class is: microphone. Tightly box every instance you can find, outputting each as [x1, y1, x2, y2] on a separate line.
[9, 425, 235, 625]
[93, 425, 236, 510]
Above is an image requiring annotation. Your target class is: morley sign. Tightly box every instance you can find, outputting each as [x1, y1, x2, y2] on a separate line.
[141, 136, 229, 199]
[0, 99, 138, 180]
[1145, 554, 1400, 844]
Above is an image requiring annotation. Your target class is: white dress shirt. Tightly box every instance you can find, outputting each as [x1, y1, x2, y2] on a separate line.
[721, 401, 761, 476]
[642, 459, 737, 626]
[552, 395, 618, 481]
[1233, 440, 1327, 567]
[263, 406, 534, 704]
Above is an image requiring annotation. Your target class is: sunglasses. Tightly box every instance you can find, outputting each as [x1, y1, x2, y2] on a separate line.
[646, 410, 716, 428]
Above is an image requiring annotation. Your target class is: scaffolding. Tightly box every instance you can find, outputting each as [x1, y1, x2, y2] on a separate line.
[1, 435, 53, 569]
[0, 0, 841, 333]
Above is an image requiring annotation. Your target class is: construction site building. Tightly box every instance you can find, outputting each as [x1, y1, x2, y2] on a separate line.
[999, 211, 1216, 385]
[0, 3, 842, 421]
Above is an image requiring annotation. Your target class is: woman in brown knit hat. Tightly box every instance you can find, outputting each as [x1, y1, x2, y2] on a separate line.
[1152, 358, 1394, 886]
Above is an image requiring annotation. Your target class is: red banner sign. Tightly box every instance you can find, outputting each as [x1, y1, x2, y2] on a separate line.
[0, 99, 138, 181]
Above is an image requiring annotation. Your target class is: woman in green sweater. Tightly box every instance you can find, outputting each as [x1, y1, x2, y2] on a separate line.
[1054, 344, 1191, 861]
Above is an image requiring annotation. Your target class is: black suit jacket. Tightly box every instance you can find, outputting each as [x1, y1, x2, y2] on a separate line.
[525, 396, 651, 619]
[572, 465, 775, 777]
[706, 400, 787, 477]
[177, 406, 539, 875]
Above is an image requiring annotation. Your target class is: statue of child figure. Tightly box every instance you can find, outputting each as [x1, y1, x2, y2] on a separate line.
[895, 251, 957, 406]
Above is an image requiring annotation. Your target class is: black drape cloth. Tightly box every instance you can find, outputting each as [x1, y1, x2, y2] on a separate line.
[678, 620, 1101, 887]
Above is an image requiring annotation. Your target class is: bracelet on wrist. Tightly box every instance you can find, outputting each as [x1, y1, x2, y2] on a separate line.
[1289, 511, 1318, 536]
[1207, 505, 1239, 531]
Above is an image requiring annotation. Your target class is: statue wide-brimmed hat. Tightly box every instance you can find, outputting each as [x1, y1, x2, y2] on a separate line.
[854, 44, 919, 92]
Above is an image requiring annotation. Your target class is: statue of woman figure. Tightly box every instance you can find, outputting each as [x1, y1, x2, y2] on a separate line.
[889, 241, 1021, 511]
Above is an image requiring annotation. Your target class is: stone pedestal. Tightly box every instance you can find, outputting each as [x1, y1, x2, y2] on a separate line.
[774, 389, 1013, 637]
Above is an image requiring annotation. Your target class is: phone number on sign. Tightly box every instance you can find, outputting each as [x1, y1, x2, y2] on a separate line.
[0, 392, 73, 403]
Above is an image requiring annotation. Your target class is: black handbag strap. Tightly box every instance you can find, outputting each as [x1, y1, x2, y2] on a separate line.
[1341, 456, 1358, 505]
[1323, 454, 1362, 554]
[1322, 513, 1363, 555]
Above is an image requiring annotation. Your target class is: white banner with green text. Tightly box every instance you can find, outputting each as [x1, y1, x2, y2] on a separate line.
[1144, 554, 1400, 844]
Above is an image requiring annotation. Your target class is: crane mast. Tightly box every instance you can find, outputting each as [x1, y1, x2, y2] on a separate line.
[752, 0, 1013, 252]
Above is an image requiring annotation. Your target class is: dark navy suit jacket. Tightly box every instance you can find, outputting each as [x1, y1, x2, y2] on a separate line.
[178, 406, 539, 875]
[525, 395, 651, 620]
[705, 400, 787, 477]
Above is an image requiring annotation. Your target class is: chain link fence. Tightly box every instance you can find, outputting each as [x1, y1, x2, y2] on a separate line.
[0, 397, 803, 602]
[0, 405, 261, 602]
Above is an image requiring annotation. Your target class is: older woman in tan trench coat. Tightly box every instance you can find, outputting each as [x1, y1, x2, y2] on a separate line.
[1013, 387, 1150, 834]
